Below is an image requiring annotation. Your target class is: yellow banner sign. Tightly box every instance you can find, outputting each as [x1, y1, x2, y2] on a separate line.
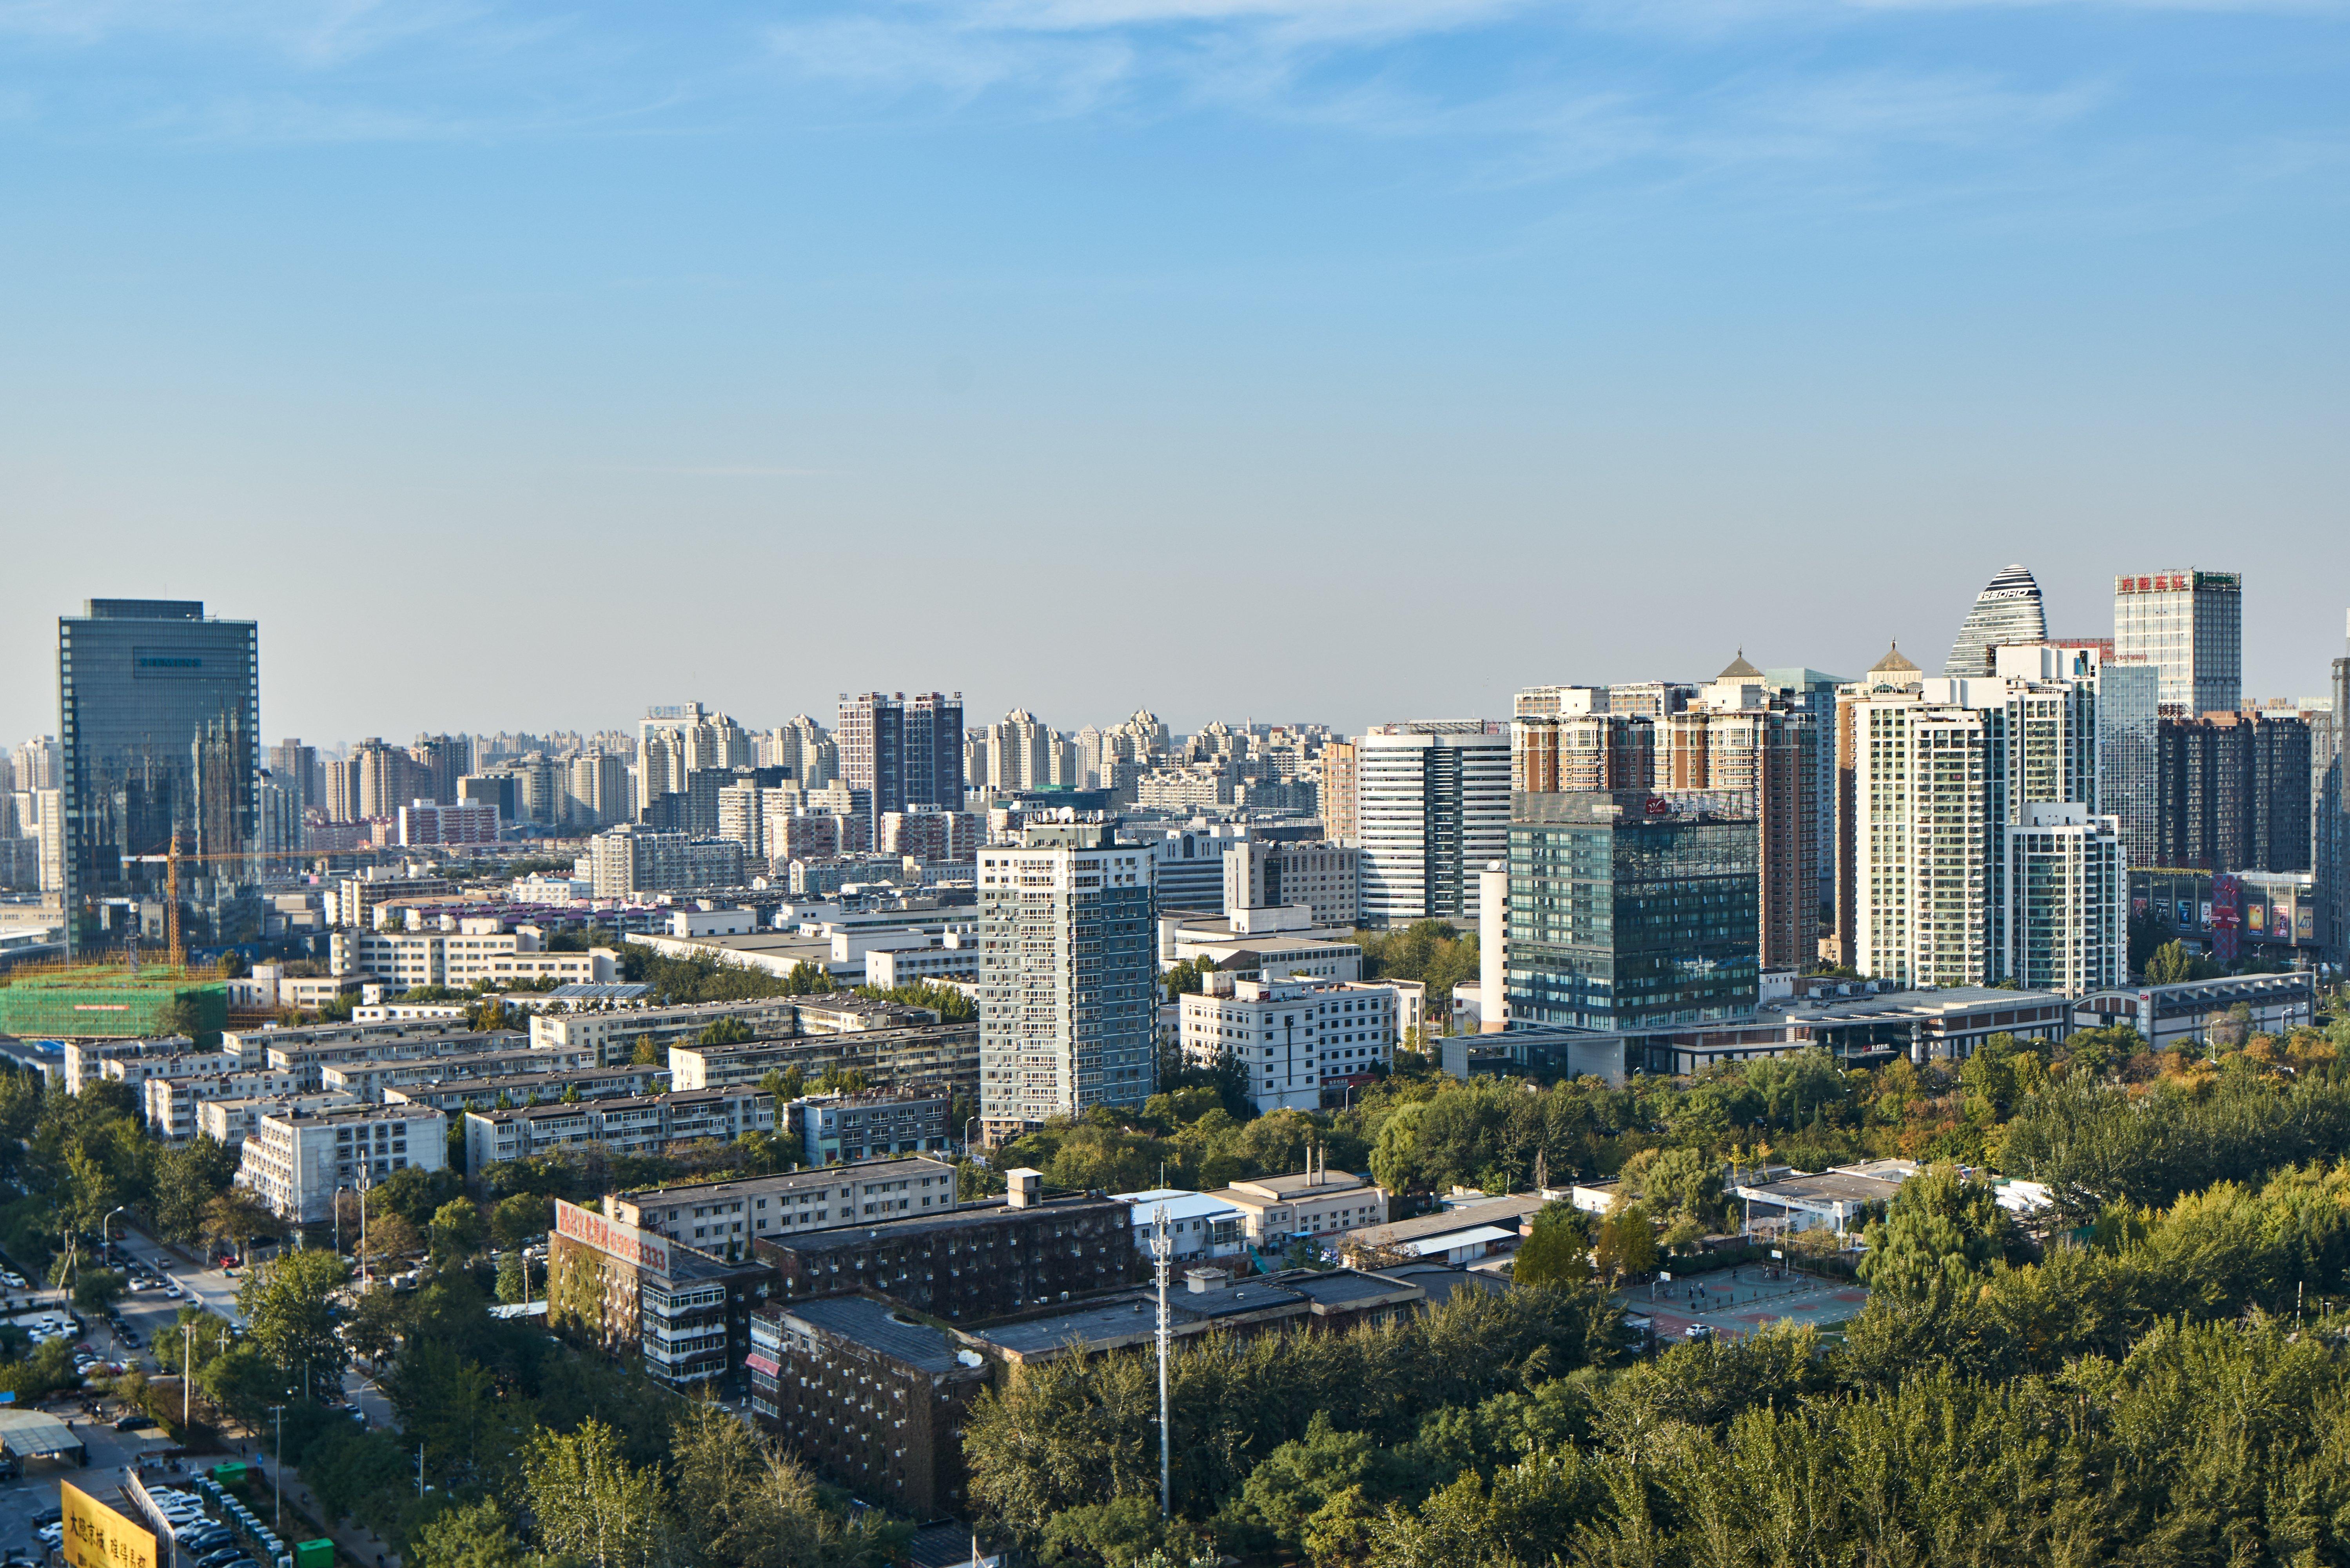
[61, 1481, 157, 1568]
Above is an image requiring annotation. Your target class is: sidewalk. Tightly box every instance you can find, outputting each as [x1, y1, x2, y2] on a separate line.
[225, 1428, 405, 1568]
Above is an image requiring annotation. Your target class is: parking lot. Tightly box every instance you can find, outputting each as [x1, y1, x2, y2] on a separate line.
[0, 1421, 181, 1561]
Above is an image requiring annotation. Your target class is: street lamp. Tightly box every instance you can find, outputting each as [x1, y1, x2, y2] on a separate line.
[270, 1405, 285, 1529]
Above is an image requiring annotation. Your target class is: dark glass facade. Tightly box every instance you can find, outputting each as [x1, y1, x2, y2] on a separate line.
[1505, 789, 1759, 1031]
[60, 599, 260, 955]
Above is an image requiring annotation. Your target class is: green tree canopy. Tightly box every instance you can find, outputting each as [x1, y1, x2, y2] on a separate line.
[1857, 1161, 2019, 1302]
[237, 1249, 350, 1399]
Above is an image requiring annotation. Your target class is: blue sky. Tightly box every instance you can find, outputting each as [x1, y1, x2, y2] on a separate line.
[3, 0, 2346, 744]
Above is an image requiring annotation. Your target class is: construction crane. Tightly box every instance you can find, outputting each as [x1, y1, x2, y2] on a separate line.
[117, 837, 392, 970]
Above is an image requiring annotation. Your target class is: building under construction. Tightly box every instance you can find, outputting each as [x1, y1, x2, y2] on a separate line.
[0, 963, 227, 1041]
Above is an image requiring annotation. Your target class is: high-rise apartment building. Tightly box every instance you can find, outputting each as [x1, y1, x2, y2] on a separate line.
[1505, 789, 1760, 1030]
[976, 821, 1156, 1140]
[1512, 711, 1654, 794]
[1764, 668, 1844, 909]
[411, 734, 471, 805]
[904, 692, 964, 811]
[839, 692, 964, 813]
[759, 717, 839, 792]
[58, 599, 260, 955]
[1849, 699, 1996, 989]
[2154, 711, 2312, 873]
[1319, 741, 1358, 845]
[349, 738, 417, 820]
[567, 750, 632, 828]
[267, 739, 318, 812]
[985, 710, 1056, 793]
[1845, 658, 2103, 991]
[2005, 804, 2126, 995]
[1355, 722, 1511, 927]
[11, 736, 60, 792]
[2115, 569, 2243, 715]
[1662, 669, 1819, 972]
[1832, 643, 1926, 968]
[1944, 563, 2048, 677]
[640, 704, 752, 804]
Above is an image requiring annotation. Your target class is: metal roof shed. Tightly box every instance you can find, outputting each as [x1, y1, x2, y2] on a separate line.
[0, 1408, 89, 1465]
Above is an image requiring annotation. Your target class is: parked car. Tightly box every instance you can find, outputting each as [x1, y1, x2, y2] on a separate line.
[113, 1413, 158, 1432]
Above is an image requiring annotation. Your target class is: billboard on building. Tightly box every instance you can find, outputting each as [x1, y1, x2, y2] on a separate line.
[554, 1198, 671, 1279]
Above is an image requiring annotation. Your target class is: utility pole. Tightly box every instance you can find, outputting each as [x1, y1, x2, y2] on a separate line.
[270, 1405, 285, 1529]
[183, 1321, 194, 1431]
[1151, 1203, 1173, 1519]
[417, 1443, 425, 1500]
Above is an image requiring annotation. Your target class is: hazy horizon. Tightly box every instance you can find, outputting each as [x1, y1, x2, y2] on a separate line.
[5, 559, 2344, 751]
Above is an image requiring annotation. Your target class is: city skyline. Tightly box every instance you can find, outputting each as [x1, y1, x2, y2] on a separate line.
[5, 556, 2343, 748]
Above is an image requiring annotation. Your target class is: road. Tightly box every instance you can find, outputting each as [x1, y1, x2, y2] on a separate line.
[95, 1227, 396, 1430]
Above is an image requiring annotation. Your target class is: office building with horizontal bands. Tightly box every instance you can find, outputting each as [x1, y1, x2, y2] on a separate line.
[755, 1170, 1139, 1320]
[462, 1087, 776, 1174]
[530, 997, 806, 1067]
[381, 1062, 671, 1114]
[748, 1293, 988, 1517]
[2115, 568, 2242, 716]
[1223, 840, 1361, 929]
[1506, 789, 1760, 1032]
[1356, 721, 1512, 927]
[144, 1068, 305, 1141]
[2156, 710, 2312, 873]
[58, 598, 260, 956]
[666, 1021, 978, 1098]
[331, 926, 617, 990]
[609, 1157, 962, 1259]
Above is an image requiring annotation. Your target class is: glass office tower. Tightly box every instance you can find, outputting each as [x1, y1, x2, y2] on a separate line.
[60, 599, 260, 956]
[2114, 569, 2242, 715]
[1505, 789, 1759, 1030]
